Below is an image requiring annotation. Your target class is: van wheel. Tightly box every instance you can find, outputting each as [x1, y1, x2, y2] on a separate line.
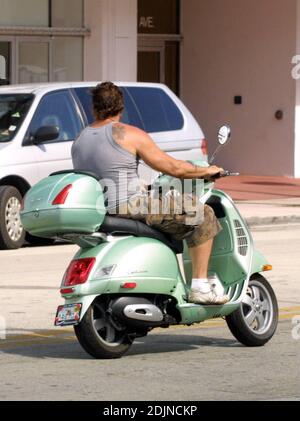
[226, 274, 278, 347]
[74, 298, 133, 359]
[0, 186, 25, 250]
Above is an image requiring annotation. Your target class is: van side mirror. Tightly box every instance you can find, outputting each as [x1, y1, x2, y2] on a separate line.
[31, 125, 59, 144]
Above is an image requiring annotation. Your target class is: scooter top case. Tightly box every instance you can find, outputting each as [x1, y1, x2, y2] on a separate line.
[21, 170, 106, 238]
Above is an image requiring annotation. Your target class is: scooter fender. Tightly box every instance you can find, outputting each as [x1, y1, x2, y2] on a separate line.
[251, 248, 271, 276]
[62, 294, 100, 323]
[61, 236, 182, 321]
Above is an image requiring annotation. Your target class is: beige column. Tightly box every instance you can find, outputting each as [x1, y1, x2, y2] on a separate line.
[84, 0, 137, 82]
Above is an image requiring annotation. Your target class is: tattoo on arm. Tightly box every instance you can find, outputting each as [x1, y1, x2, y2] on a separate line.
[112, 124, 126, 141]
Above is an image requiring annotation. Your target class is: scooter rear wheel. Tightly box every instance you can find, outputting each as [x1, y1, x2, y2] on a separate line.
[226, 274, 278, 347]
[74, 298, 133, 359]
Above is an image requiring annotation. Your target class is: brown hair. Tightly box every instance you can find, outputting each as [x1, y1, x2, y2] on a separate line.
[91, 82, 124, 121]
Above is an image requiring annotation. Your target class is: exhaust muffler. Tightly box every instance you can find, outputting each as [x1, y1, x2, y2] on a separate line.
[111, 297, 164, 327]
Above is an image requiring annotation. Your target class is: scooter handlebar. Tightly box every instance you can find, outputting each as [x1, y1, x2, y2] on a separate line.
[220, 170, 240, 178]
[205, 170, 240, 182]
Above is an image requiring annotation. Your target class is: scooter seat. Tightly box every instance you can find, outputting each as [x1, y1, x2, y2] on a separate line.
[100, 216, 184, 255]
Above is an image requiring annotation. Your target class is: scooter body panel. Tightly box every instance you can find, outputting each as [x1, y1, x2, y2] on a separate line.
[183, 189, 253, 286]
[61, 237, 181, 314]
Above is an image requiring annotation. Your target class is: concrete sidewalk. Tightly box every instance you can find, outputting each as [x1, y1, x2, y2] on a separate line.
[215, 175, 300, 226]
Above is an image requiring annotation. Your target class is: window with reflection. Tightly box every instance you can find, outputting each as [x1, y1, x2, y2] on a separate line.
[0, 0, 48, 26]
[51, 0, 84, 28]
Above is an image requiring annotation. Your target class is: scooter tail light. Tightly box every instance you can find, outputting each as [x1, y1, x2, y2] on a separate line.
[63, 257, 96, 286]
[60, 288, 75, 295]
[52, 184, 73, 205]
[201, 138, 208, 156]
[122, 282, 137, 289]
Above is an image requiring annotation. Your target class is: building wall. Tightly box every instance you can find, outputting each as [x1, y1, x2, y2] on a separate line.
[84, 0, 137, 82]
[181, 0, 297, 177]
[295, 0, 300, 177]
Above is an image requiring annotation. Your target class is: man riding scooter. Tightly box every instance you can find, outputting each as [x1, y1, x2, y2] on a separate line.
[71, 81, 229, 305]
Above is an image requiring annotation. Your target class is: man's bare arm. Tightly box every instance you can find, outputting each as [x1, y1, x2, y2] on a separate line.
[129, 126, 222, 179]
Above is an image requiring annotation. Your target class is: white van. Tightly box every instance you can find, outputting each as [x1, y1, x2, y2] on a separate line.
[0, 82, 207, 249]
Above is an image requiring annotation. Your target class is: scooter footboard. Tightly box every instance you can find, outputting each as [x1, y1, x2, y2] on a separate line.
[178, 302, 240, 324]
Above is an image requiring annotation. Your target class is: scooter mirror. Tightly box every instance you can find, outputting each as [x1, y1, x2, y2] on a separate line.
[218, 125, 231, 145]
[209, 125, 232, 165]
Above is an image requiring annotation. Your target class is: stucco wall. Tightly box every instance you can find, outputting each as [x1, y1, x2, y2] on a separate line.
[294, 0, 300, 177]
[84, 0, 137, 82]
[181, 0, 297, 177]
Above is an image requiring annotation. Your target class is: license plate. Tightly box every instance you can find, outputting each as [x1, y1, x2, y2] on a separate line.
[55, 303, 82, 326]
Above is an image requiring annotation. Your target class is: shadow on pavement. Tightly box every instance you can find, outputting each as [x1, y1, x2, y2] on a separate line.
[0, 330, 241, 360]
[23, 240, 70, 249]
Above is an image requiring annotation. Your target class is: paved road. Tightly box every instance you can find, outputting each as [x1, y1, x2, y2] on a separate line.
[0, 225, 299, 400]
[0, 320, 299, 401]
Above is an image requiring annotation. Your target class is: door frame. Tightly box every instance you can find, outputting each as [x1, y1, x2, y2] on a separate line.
[0, 36, 52, 84]
[138, 35, 182, 93]
[0, 35, 16, 84]
[138, 38, 166, 84]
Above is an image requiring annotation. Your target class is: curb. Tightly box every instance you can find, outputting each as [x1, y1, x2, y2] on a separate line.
[245, 215, 300, 227]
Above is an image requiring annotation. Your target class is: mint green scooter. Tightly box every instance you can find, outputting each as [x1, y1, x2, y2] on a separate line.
[21, 126, 278, 359]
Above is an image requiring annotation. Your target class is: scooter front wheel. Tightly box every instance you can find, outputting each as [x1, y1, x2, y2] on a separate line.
[74, 298, 133, 359]
[226, 274, 278, 347]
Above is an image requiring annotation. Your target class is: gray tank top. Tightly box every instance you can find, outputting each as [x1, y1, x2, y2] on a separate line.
[71, 123, 143, 211]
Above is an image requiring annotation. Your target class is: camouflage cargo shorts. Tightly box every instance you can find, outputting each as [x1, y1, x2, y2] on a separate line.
[110, 191, 222, 248]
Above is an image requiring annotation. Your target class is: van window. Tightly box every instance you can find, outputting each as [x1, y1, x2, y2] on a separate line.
[27, 90, 83, 142]
[74, 87, 94, 124]
[0, 94, 33, 142]
[121, 89, 144, 129]
[74, 86, 144, 129]
[127, 87, 184, 133]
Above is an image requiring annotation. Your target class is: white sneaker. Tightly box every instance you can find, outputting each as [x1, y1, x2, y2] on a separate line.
[208, 275, 226, 296]
[188, 288, 230, 305]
